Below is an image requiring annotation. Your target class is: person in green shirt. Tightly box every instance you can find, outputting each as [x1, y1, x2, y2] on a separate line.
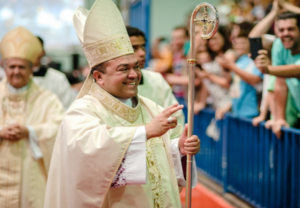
[255, 12, 300, 137]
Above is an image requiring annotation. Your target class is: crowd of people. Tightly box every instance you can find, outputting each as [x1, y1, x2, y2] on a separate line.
[0, 0, 299, 206]
[150, 0, 300, 138]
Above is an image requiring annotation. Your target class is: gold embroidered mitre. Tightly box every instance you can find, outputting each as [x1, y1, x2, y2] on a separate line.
[73, 0, 133, 68]
[0, 27, 42, 63]
[73, 0, 134, 99]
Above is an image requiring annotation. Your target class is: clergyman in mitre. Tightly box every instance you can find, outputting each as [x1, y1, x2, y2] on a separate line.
[44, 0, 200, 207]
[0, 27, 65, 208]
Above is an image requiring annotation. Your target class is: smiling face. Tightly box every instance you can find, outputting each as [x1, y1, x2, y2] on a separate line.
[233, 37, 250, 56]
[208, 32, 225, 53]
[93, 54, 141, 99]
[277, 18, 300, 52]
[4, 58, 33, 88]
[130, 36, 146, 69]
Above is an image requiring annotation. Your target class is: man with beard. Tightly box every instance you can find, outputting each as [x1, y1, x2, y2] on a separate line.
[255, 12, 300, 137]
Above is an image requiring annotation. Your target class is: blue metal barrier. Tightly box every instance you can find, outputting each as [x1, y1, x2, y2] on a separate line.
[194, 108, 300, 208]
[193, 108, 224, 185]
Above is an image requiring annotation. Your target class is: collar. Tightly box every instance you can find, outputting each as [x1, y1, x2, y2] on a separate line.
[7, 83, 29, 94]
[89, 82, 141, 123]
[117, 97, 133, 107]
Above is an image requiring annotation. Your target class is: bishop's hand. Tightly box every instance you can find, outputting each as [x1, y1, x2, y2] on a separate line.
[145, 103, 184, 140]
[0, 126, 11, 140]
[0, 124, 29, 141]
[178, 124, 200, 155]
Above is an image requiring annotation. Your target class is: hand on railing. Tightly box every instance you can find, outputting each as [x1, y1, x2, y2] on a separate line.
[215, 104, 231, 120]
[272, 119, 289, 138]
[215, 108, 225, 120]
[252, 115, 266, 126]
[264, 119, 274, 129]
[263, 119, 290, 138]
[194, 102, 205, 115]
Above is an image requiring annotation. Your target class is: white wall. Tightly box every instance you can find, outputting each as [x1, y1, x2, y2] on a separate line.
[150, 0, 220, 43]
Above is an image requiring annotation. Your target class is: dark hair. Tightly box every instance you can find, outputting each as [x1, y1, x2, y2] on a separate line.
[126, 26, 146, 41]
[91, 62, 106, 75]
[237, 32, 249, 39]
[209, 26, 232, 56]
[237, 21, 254, 37]
[277, 12, 300, 30]
[65, 72, 81, 85]
[173, 26, 189, 37]
[36, 36, 44, 48]
[237, 22, 254, 38]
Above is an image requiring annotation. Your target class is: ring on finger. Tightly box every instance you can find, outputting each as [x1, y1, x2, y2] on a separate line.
[167, 116, 175, 124]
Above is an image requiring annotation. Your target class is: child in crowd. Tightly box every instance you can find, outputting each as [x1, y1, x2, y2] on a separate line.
[215, 31, 263, 119]
[194, 27, 233, 115]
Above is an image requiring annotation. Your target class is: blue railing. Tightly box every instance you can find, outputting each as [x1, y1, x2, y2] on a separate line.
[194, 108, 300, 208]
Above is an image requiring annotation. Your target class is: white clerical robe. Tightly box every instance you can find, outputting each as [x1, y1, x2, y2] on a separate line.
[138, 69, 185, 126]
[110, 97, 197, 189]
[33, 66, 75, 109]
[0, 79, 64, 208]
[44, 82, 197, 208]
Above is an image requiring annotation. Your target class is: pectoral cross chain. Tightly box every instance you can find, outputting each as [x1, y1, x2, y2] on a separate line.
[194, 6, 216, 35]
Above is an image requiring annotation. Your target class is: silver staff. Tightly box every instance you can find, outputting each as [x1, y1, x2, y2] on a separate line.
[186, 3, 219, 207]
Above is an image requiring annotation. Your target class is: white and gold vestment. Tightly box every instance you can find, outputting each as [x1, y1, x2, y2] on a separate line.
[0, 80, 64, 208]
[0, 26, 65, 208]
[45, 83, 197, 208]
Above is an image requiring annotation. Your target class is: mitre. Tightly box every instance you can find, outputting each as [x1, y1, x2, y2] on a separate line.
[73, 0, 134, 99]
[0, 27, 42, 64]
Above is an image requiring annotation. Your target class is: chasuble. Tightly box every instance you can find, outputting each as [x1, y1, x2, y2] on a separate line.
[0, 79, 64, 208]
[45, 83, 197, 208]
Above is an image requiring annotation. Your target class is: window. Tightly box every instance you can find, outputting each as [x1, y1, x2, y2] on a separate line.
[0, 0, 84, 48]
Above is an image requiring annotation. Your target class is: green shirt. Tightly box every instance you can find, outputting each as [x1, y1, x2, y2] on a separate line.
[270, 38, 300, 126]
[270, 38, 300, 111]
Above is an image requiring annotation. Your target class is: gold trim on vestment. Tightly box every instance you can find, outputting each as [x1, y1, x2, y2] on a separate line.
[141, 98, 181, 206]
[83, 34, 133, 68]
[89, 88, 178, 206]
[89, 82, 141, 123]
[146, 139, 164, 207]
